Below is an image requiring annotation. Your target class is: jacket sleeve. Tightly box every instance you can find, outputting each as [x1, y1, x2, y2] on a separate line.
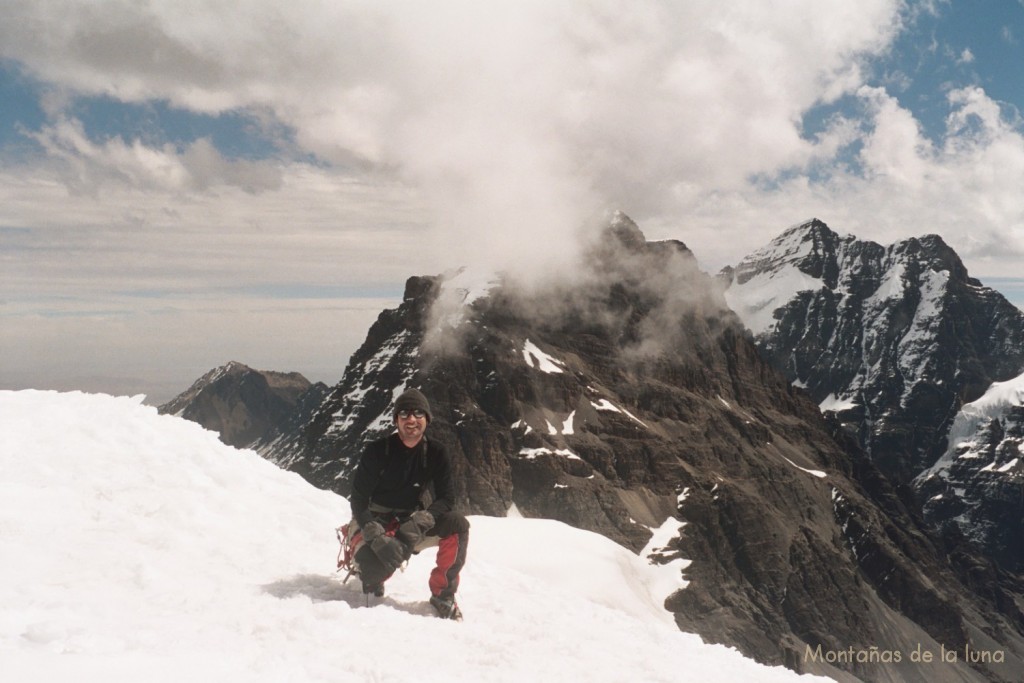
[349, 439, 382, 527]
[426, 443, 455, 516]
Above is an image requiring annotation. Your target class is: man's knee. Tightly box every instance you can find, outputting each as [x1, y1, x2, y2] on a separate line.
[432, 510, 470, 537]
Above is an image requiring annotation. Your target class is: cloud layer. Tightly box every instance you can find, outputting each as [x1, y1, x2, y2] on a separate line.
[2, 0, 1023, 397]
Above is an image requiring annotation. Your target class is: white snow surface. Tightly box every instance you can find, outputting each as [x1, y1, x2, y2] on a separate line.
[440, 265, 500, 307]
[779, 454, 827, 479]
[0, 390, 824, 683]
[517, 446, 582, 461]
[561, 410, 576, 435]
[592, 398, 648, 428]
[819, 393, 858, 413]
[864, 262, 908, 306]
[522, 339, 566, 374]
[724, 267, 824, 337]
[724, 227, 827, 336]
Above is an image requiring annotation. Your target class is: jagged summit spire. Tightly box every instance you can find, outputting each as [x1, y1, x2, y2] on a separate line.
[604, 210, 647, 250]
[726, 218, 846, 294]
[772, 218, 840, 247]
[797, 217, 829, 231]
[893, 232, 970, 282]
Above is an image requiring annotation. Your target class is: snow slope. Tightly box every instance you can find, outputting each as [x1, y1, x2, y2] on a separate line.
[722, 223, 829, 336]
[0, 390, 826, 682]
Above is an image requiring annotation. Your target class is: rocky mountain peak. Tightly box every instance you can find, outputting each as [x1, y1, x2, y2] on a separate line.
[729, 222, 1024, 585]
[605, 209, 647, 248]
[402, 273, 440, 303]
[725, 220, 1024, 576]
[891, 233, 971, 283]
[779, 217, 839, 252]
[730, 218, 845, 286]
[159, 361, 326, 449]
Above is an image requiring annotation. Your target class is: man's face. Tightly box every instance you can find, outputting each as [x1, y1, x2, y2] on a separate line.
[396, 409, 427, 445]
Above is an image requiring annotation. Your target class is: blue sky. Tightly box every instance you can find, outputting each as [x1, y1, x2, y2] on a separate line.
[0, 63, 293, 166]
[885, 0, 1023, 137]
[801, 0, 1023, 172]
[1, 1, 1022, 402]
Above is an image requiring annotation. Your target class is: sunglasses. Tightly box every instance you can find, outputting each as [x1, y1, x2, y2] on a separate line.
[397, 409, 427, 419]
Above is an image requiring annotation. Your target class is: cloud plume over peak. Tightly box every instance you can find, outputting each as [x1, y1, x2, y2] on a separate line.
[423, 211, 736, 367]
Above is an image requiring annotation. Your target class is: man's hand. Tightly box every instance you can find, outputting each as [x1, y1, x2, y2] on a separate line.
[360, 520, 386, 543]
[371, 534, 411, 572]
[410, 510, 435, 531]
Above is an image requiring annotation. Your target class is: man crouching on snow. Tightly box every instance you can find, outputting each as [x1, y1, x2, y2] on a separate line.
[348, 388, 469, 620]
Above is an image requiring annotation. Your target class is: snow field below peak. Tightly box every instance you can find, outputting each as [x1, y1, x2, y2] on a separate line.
[1, 390, 824, 683]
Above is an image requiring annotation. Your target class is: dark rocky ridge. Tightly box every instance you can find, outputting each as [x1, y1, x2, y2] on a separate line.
[260, 214, 1024, 681]
[159, 361, 328, 449]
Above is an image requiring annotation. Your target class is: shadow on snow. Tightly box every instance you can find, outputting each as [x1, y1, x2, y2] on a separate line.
[261, 574, 435, 616]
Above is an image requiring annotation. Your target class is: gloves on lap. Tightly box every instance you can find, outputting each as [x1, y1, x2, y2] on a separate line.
[360, 511, 437, 572]
[397, 510, 435, 550]
[371, 534, 410, 572]
[360, 520, 385, 543]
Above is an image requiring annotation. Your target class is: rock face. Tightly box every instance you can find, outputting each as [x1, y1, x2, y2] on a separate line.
[722, 219, 1024, 485]
[262, 214, 1024, 682]
[159, 361, 328, 449]
[916, 373, 1024, 573]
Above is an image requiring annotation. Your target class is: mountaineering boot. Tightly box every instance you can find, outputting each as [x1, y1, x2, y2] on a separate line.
[362, 581, 385, 598]
[429, 595, 463, 621]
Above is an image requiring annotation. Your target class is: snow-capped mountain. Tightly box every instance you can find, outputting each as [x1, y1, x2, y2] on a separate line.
[4, 389, 823, 683]
[159, 360, 328, 449]
[916, 372, 1024, 572]
[723, 219, 1024, 484]
[255, 214, 1024, 681]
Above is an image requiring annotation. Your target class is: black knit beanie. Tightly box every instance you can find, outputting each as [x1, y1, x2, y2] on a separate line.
[394, 388, 432, 423]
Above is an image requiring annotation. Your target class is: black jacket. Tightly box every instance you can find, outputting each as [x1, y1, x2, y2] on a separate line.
[350, 434, 455, 527]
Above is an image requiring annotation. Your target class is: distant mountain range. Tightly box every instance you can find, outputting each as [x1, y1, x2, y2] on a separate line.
[165, 216, 1024, 682]
[722, 219, 1024, 577]
[722, 219, 1024, 482]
